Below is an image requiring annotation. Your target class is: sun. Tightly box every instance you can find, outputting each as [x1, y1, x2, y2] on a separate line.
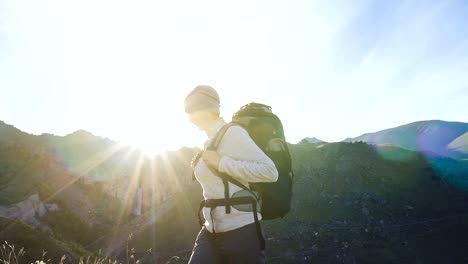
[136, 142, 168, 157]
[122, 134, 177, 157]
[114, 117, 206, 157]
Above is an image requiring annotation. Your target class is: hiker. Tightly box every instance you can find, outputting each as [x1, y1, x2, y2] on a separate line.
[184, 85, 279, 264]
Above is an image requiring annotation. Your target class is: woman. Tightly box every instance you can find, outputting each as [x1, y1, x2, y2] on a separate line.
[184, 85, 278, 264]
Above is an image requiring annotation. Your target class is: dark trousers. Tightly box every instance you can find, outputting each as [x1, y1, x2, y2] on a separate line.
[188, 223, 266, 264]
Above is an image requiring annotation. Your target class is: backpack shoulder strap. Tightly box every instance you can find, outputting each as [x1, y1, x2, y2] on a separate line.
[192, 122, 238, 178]
[208, 122, 240, 150]
[207, 122, 259, 200]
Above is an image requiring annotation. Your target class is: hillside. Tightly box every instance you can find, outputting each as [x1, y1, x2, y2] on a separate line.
[124, 141, 468, 263]
[0, 218, 91, 264]
[0, 121, 198, 263]
[0, 122, 130, 261]
[1, 120, 468, 263]
[344, 120, 468, 160]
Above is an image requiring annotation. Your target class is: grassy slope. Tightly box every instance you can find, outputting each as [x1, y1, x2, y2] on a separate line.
[0, 217, 91, 263]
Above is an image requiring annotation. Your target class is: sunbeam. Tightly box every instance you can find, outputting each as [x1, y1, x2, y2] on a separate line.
[159, 151, 195, 226]
[42, 142, 127, 204]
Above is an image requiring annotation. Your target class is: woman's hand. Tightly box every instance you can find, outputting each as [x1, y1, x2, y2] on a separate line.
[202, 150, 221, 170]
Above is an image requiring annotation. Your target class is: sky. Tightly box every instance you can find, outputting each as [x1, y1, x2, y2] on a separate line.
[1, 0, 467, 155]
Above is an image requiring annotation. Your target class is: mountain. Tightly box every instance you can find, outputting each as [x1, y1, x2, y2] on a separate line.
[344, 120, 468, 159]
[1, 120, 468, 263]
[299, 137, 325, 144]
[125, 141, 468, 263]
[448, 131, 468, 154]
[0, 120, 198, 263]
[0, 124, 124, 262]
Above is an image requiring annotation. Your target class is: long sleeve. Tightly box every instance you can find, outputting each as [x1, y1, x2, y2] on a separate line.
[194, 119, 278, 232]
[217, 125, 278, 183]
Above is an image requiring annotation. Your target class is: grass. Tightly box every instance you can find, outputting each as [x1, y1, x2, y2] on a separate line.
[0, 241, 141, 264]
[0, 241, 25, 264]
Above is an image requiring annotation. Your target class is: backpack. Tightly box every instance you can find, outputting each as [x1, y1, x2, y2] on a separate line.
[210, 102, 294, 220]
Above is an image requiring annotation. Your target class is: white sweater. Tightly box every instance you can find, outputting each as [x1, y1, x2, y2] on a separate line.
[195, 118, 279, 233]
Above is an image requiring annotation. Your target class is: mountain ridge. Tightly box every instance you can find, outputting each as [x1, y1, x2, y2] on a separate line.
[343, 120, 468, 159]
[1, 119, 468, 263]
[3, 119, 467, 159]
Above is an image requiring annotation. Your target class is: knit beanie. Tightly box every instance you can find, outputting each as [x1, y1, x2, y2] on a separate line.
[184, 85, 220, 114]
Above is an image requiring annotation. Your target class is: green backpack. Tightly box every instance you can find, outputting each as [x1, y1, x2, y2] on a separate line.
[215, 102, 294, 220]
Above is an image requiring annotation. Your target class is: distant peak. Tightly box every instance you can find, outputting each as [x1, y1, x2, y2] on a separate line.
[299, 137, 324, 144]
[64, 130, 98, 142]
[67, 129, 94, 137]
[40, 132, 56, 137]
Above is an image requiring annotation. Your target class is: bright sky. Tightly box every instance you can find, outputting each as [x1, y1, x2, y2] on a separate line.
[1, 0, 467, 155]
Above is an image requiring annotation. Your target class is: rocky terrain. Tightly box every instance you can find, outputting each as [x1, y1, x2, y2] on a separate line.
[1, 120, 467, 263]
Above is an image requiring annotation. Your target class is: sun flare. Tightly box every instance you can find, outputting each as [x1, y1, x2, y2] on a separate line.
[114, 118, 206, 157]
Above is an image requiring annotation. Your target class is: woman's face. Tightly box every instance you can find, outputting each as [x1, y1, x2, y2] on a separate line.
[188, 111, 218, 130]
